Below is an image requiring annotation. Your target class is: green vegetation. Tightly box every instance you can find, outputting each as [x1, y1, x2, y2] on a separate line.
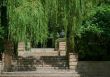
[75, 2, 110, 60]
[7, 0, 48, 44]
[0, 0, 110, 60]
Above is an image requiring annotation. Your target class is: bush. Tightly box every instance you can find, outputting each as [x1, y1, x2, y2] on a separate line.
[75, 5, 110, 61]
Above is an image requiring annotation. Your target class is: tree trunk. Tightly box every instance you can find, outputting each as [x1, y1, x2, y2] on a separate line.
[3, 40, 13, 71]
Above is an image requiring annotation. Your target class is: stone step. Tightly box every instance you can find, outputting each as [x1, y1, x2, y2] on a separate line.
[10, 66, 69, 70]
[18, 51, 59, 57]
[1, 71, 109, 77]
[17, 58, 68, 61]
[9, 65, 70, 72]
[0, 71, 80, 77]
[0, 74, 80, 77]
[2, 69, 77, 73]
[34, 66, 69, 69]
[31, 48, 55, 52]
[15, 56, 68, 66]
[18, 48, 60, 57]
[17, 56, 68, 60]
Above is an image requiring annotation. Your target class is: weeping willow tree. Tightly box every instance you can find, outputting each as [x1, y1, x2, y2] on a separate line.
[6, 0, 101, 52]
[7, 0, 48, 44]
[7, 0, 83, 52]
[40, 0, 82, 52]
[59, 0, 99, 53]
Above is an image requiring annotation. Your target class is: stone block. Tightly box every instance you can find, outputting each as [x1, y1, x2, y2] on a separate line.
[69, 61, 78, 66]
[59, 42, 66, 45]
[69, 65, 77, 69]
[60, 51, 66, 56]
[59, 42, 66, 51]
[69, 58, 77, 61]
[69, 55, 77, 59]
[18, 42, 25, 51]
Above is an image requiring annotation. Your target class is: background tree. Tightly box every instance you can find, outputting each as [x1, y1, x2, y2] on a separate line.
[75, 0, 110, 60]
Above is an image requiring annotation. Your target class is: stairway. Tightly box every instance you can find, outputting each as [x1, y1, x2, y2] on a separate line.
[1, 48, 79, 77]
[8, 56, 69, 72]
[1, 56, 79, 77]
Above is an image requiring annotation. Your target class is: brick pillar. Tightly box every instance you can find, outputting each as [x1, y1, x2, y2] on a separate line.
[18, 42, 25, 56]
[69, 53, 78, 69]
[1, 53, 5, 73]
[59, 42, 66, 56]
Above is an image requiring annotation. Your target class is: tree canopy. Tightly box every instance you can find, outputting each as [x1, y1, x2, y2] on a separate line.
[7, 0, 48, 44]
[6, 0, 82, 49]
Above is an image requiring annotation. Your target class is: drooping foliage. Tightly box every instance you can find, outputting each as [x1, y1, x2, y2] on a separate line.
[7, 0, 82, 50]
[42, 0, 82, 51]
[7, 0, 48, 44]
